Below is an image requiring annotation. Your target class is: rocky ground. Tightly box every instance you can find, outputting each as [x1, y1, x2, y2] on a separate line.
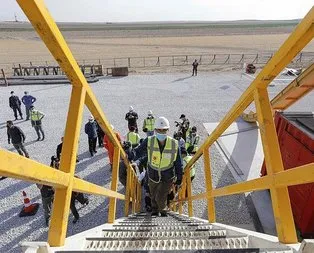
[0, 71, 313, 252]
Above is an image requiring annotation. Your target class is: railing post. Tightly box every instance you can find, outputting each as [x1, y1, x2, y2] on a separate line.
[203, 148, 216, 223]
[186, 174, 193, 217]
[48, 86, 86, 246]
[124, 165, 132, 216]
[132, 173, 136, 214]
[254, 87, 297, 243]
[108, 146, 120, 223]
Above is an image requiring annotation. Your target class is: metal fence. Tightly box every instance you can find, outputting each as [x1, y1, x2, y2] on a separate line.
[1, 51, 313, 77]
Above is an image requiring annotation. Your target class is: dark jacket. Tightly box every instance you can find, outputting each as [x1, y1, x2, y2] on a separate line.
[84, 121, 98, 139]
[125, 111, 138, 126]
[40, 185, 54, 198]
[7, 126, 26, 144]
[22, 95, 36, 107]
[129, 137, 183, 183]
[56, 142, 63, 160]
[9, 95, 21, 108]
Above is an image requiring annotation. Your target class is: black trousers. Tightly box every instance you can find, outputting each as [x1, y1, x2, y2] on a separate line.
[192, 67, 198, 76]
[97, 132, 104, 146]
[88, 137, 97, 154]
[13, 107, 23, 119]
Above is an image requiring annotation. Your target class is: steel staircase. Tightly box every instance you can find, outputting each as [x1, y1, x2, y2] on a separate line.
[45, 212, 294, 253]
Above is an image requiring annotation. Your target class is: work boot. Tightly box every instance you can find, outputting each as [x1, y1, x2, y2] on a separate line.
[0, 177, 7, 181]
[37, 137, 40, 141]
[45, 217, 49, 227]
[41, 136, 45, 141]
[20, 116, 23, 120]
[151, 212, 159, 217]
[73, 217, 79, 224]
[160, 211, 167, 217]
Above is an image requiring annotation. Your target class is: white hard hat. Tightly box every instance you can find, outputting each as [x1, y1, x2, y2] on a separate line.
[148, 110, 153, 115]
[129, 106, 134, 111]
[89, 115, 94, 121]
[155, 116, 170, 130]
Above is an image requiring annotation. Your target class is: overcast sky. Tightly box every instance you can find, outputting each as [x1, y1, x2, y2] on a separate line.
[0, 0, 313, 22]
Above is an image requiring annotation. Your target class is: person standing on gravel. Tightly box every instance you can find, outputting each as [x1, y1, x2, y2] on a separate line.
[128, 117, 183, 217]
[22, 91, 36, 120]
[192, 59, 199, 76]
[142, 110, 156, 137]
[125, 106, 139, 132]
[84, 115, 98, 157]
[7, 120, 29, 158]
[9, 91, 23, 120]
[30, 105, 45, 141]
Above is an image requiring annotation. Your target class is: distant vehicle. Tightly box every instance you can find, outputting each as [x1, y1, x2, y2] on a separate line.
[246, 63, 256, 74]
[282, 68, 302, 76]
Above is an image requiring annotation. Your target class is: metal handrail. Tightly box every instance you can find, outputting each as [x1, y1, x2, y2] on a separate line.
[173, 6, 314, 244]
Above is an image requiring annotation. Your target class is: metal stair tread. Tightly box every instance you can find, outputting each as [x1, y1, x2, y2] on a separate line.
[56, 249, 261, 252]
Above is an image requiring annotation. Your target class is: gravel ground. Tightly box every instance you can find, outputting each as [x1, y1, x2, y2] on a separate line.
[0, 71, 313, 252]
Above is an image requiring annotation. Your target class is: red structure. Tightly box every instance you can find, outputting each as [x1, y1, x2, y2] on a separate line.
[261, 112, 314, 238]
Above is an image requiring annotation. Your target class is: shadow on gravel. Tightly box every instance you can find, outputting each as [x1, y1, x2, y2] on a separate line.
[172, 76, 192, 83]
[76, 151, 108, 173]
[0, 180, 31, 205]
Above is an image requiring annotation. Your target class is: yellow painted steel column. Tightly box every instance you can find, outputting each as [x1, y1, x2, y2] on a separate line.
[254, 88, 297, 243]
[108, 147, 120, 223]
[124, 166, 132, 216]
[178, 187, 183, 214]
[203, 149, 216, 223]
[132, 174, 136, 214]
[48, 86, 86, 246]
[186, 174, 193, 217]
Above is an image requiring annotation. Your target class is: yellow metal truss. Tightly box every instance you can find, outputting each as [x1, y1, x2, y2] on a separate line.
[0, 0, 312, 247]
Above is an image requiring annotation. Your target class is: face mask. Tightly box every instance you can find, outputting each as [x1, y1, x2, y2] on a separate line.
[156, 133, 167, 142]
[192, 132, 196, 136]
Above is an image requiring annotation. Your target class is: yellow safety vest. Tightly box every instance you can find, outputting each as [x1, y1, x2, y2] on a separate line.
[183, 155, 195, 178]
[147, 136, 178, 171]
[126, 132, 140, 145]
[30, 110, 43, 121]
[185, 134, 200, 152]
[143, 117, 155, 131]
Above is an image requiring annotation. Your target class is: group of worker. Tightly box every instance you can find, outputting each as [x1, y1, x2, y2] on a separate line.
[119, 106, 200, 216]
[6, 91, 45, 159]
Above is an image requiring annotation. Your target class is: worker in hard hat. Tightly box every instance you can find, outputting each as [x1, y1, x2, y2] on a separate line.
[125, 106, 139, 132]
[142, 110, 156, 137]
[186, 126, 200, 154]
[84, 115, 98, 157]
[126, 126, 141, 148]
[104, 125, 121, 170]
[128, 116, 183, 217]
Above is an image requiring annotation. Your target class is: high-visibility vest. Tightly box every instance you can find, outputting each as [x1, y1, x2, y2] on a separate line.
[143, 117, 155, 131]
[183, 155, 195, 178]
[147, 136, 178, 171]
[126, 132, 140, 145]
[185, 134, 200, 152]
[30, 110, 43, 121]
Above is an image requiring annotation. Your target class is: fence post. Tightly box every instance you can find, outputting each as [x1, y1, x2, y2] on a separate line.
[298, 53, 303, 63]
[203, 148, 216, 223]
[19, 64, 23, 76]
[156, 57, 160, 66]
[128, 58, 131, 68]
[1, 69, 9, 86]
[114, 58, 116, 67]
[108, 146, 120, 223]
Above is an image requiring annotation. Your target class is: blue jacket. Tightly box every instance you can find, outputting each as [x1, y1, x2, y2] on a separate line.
[84, 121, 98, 139]
[22, 95, 36, 106]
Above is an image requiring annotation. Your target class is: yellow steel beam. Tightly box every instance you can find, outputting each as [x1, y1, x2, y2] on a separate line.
[73, 177, 125, 200]
[255, 87, 296, 243]
[184, 7, 314, 175]
[16, 0, 125, 159]
[186, 173, 193, 217]
[108, 147, 121, 223]
[49, 86, 86, 246]
[203, 149, 216, 223]
[124, 166, 132, 216]
[0, 149, 69, 188]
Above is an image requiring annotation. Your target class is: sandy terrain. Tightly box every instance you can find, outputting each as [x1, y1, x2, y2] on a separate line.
[0, 21, 314, 74]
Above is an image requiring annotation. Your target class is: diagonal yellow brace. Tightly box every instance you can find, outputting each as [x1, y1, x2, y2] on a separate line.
[16, 0, 124, 157]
